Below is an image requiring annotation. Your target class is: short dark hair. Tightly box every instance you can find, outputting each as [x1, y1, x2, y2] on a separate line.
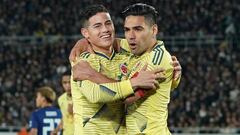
[80, 5, 109, 28]
[122, 3, 158, 26]
[62, 70, 71, 77]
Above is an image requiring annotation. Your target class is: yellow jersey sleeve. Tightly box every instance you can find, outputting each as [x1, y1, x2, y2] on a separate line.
[79, 80, 134, 103]
[74, 51, 134, 103]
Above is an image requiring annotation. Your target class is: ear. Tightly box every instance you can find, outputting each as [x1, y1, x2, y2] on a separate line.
[152, 24, 158, 36]
[81, 28, 89, 39]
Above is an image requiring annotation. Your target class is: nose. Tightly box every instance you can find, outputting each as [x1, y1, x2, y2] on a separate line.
[128, 30, 136, 40]
[66, 83, 71, 89]
[102, 24, 110, 33]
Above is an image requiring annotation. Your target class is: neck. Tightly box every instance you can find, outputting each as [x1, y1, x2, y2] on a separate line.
[91, 44, 113, 57]
[67, 93, 72, 97]
[146, 39, 158, 53]
[41, 102, 52, 108]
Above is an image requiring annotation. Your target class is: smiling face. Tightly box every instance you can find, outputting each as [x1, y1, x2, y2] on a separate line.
[124, 15, 157, 56]
[81, 12, 115, 52]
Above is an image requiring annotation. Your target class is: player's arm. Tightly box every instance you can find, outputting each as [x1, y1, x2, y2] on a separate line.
[72, 60, 116, 83]
[29, 112, 38, 135]
[124, 48, 175, 104]
[69, 38, 122, 62]
[51, 120, 63, 135]
[124, 67, 166, 104]
[170, 56, 182, 90]
[69, 38, 90, 62]
[78, 66, 162, 103]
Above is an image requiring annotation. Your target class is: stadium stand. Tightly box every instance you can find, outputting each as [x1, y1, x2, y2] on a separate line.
[0, 0, 239, 134]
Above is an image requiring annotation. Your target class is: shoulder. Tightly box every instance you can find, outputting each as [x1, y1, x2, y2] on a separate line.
[150, 41, 172, 66]
[58, 93, 66, 102]
[119, 39, 130, 52]
[80, 52, 91, 59]
[31, 108, 43, 118]
[150, 41, 165, 65]
[58, 93, 65, 106]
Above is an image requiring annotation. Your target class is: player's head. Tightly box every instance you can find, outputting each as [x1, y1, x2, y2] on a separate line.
[80, 5, 115, 52]
[122, 3, 158, 56]
[61, 70, 71, 95]
[36, 86, 56, 108]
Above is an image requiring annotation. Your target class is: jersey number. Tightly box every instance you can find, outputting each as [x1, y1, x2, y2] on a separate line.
[43, 118, 61, 135]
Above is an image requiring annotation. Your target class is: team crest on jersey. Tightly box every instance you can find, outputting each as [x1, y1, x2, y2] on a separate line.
[120, 63, 128, 75]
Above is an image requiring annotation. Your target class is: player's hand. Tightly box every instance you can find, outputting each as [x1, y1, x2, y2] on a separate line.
[72, 60, 96, 81]
[171, 56, 182, 80]
[50, 131, 57, 135]
[69, 38, 90, 62]
[130, 64, 165, 90]
[68, 104, 73, 115]
[124, 90, 144, 105]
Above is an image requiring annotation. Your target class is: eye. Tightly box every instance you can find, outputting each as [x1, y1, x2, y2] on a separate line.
[92, 23, 102, 28]
[124, 28, 130, 32]
[134, 27, 143, 31]
[93, 25, 101, 28]
[106, 21, 112, 25]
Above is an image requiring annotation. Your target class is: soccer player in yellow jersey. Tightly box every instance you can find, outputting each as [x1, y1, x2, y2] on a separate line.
[122, 3, 175, 134]
[51, 71, 74, 135]
[70, 3, 182, 135]
[71, 5, 165, 135]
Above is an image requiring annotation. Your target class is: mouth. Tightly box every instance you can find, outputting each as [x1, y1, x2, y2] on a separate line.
[100, 34, 112, 40]
[129, 43, 137, 50]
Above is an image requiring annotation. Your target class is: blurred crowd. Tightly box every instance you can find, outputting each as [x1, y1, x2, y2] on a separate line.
[0, 0, 239, 36]
[0, 41, 73, 126]
[0, 40, 239, 129]
[0, 0, 239, 132]
[168, 43, 240, 129]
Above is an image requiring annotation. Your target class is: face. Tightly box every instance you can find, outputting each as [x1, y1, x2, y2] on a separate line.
[124, 15, 157, 56]
[81, 12, 115, 52]
[36, 92, 44, 108]
[62, 75, 71, 95]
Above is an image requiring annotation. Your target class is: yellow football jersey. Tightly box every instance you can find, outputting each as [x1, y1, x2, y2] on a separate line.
[58, 93, 74, 135]
[71, 48, 133, 135]
[120, 39, 180, 90]
[125, 41, 173, 135]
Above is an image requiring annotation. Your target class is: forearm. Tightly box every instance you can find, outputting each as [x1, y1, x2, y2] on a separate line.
[87, 71, 117, 84]
[53, 120, 63, 133]
[72, 60, 117, 83]
[80, 80, 134, 103]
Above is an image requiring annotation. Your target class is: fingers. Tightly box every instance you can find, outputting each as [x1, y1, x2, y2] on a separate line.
[69, 41, 81, 62]
[124, 94, 141, 105]
[153, 80, 159, 89]
[154, 71, 165, 78]
[152, 67, 165, 74]
[173, 71, 181, 81]
[171, 56, 182, 71]
[170, 56, 179, 66]
[171, 56, 177, 61]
